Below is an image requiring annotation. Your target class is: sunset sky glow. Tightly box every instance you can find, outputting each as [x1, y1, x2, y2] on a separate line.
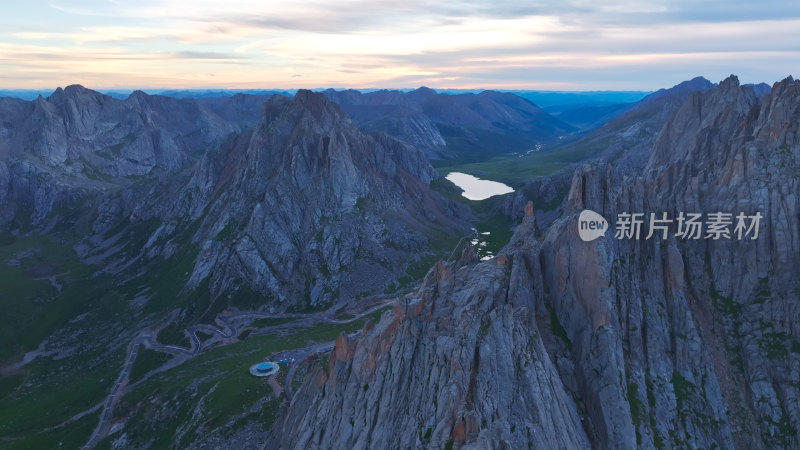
[2, 0, 799, 90]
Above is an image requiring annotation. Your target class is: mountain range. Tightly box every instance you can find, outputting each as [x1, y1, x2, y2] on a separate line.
[271, 75, 800, 449]
[1, 75, 798, 449]
[323, 87, 577, 161]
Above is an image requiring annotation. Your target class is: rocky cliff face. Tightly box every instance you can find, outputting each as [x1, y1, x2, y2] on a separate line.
[271, 76, 800, 449]
[17, 85, 238, 176]
[185, 91, 470, 306]
[0, 85, 251, 229]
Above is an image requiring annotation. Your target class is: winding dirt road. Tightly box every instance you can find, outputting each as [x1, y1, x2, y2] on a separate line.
[81, 298, 394, 449]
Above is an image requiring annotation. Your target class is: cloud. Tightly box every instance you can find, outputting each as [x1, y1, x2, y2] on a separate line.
[1, 0, 799, 89]
[172, 51, 242, 60]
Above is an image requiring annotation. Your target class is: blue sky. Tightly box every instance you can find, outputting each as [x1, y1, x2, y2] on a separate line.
[1, 0, 799, 90]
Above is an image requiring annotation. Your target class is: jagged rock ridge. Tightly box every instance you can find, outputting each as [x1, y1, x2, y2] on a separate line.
[271, 76, 800, 449]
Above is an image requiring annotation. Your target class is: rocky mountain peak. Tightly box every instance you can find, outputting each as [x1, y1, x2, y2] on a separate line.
[755, 76, 800, 145]
[766, 75, 800, 102]
[321, 88, 364, 106]
[48, 84, 107, 106]
[126, 89, 149, 102]
[639, 76, 714, 105]
[407, 86, 437, 100]
[673, 76, 714, 93]
[293, 89, 334, 113]
[648, 75, 757, 167]
[260, 89, 351, 137]
[63, 83, 95, 95]
[683, 75, 714, 88]
[717, 74, 741, 91]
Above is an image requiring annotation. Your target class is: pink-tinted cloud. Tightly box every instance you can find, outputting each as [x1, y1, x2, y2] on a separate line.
[1, 0, 798, 89]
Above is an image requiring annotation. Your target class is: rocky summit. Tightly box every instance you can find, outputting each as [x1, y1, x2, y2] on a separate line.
[187, 90, 471, 305]
[270, 76, 800, 449]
